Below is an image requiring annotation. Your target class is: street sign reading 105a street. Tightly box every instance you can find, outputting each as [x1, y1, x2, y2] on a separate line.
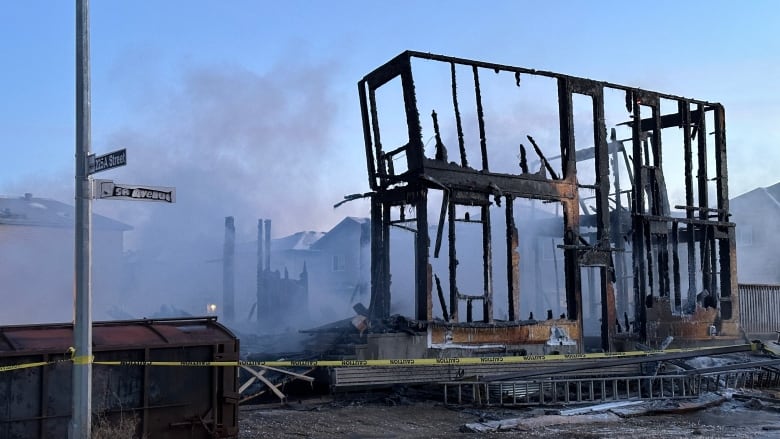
[88, 148, 126, 175]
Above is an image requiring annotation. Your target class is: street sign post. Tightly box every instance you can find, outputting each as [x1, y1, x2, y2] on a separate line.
[88, 148, 126, 175]
[93, 179, 176, 203]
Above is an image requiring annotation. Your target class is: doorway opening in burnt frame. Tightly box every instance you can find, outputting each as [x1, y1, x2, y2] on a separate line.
[358, 51, 738, 352]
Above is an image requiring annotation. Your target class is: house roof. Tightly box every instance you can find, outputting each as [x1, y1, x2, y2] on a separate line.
[273, 230, 324, 251]
[764, 182, 780, 208]
[310, 216, 370, 250]
[230, 230, 324, 257]
[731, 182, 780, 210]
[0, 194, 132, 231]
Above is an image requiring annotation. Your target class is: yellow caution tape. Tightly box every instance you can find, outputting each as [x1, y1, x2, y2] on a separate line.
[0, 342, 761, 371]
[72, 355, 94, 365]
[0, 361, 52, 372]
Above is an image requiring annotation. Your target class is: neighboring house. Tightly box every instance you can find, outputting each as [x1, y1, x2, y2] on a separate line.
[307, 217, 371, 306]
[730, 182, 780, 285]
[0, 193, 132, 324]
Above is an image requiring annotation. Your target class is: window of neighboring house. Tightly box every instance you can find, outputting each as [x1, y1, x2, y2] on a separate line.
[332, 254, 346, 272]
[737, 226, 753, 247]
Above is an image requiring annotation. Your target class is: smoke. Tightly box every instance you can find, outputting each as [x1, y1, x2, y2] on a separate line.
[101, 58, 350, 242]
[0, 56, 374, 326]
[99, 58, 367, 321]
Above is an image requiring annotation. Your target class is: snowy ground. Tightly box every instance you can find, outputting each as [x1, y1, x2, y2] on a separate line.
[238, 390, 780, 439]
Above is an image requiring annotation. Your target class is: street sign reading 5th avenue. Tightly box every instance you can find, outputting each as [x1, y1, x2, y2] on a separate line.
[88, 148, 126, 175]
[93, 179, 176, 203]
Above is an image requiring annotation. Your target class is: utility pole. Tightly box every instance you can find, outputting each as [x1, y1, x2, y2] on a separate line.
[71, 0, 92, 437]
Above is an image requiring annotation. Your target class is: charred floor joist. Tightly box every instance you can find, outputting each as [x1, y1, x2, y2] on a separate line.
[358, 51, 739, 354]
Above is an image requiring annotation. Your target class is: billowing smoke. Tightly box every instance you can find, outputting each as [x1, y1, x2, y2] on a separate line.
[102, 58, 351, 243]
[0, 57, 372, 328]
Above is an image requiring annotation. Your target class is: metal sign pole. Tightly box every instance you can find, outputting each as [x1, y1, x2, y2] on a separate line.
[71, 0, 92, 437]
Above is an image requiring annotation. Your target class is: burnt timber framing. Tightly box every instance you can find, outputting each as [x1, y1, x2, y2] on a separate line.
[359, 51, 739, 352]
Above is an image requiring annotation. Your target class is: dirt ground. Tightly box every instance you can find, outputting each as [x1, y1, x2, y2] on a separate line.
[238, 392, 780, 439]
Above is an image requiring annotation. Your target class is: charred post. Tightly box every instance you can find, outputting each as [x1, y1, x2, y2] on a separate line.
[223, 216, 235, 322]
[506, 195, 520, 321]
[256, 219, 264, 324]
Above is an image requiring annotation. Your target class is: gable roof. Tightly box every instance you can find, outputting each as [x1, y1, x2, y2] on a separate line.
[272, 230, 324, 251]
[0, 194, 132, 231]
[310, 217, 369, 250]
[765, 182, 780, 208]
[230, 230, 324, 257]
[731, 182, 780, 210]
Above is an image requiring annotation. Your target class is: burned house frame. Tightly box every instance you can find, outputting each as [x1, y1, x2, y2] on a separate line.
[358, 51, 738, 352]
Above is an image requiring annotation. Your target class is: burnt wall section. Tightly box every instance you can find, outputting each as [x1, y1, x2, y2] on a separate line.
[254, 219, 309, 331]
[358, 51, 739, 351]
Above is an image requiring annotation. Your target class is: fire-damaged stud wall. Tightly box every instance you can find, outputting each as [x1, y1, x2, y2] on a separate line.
[357, 51, 739, 353]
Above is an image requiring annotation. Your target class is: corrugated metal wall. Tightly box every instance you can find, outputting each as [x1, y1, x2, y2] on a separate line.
[739, 284, 780, 336]
[0, 318, 239, 439]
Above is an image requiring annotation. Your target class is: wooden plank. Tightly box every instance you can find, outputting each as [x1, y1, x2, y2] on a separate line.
[256, 364, 315, 382]
[241, 365, 286, 401]
[239, 375, 259, 394]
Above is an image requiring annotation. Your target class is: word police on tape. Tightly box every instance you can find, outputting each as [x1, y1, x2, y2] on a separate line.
[93, 179, 176, 203]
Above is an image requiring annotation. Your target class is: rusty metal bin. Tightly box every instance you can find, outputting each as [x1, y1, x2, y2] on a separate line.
[0, 317, 239, 438]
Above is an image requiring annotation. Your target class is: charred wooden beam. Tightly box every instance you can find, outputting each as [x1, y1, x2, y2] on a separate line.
[473, 66, 489, 172]
[448, 198, 458, 322]
[223, 216, 235, 322]
[450, 61, 468, 168]
[367, 87, 384, 181]
[631, 98, 648, 337]
[672, 221, 682, 310]
[369, 198, 390, 320]
[433, 190, 448, 258]
[256, 219, 264, 324]
[682, 102, 697, 309]
[431, 110, 448, 162]
[434, 274, 449, 322]
[558, 78, 581, 329]
[592, 89, 616, 351]
[645, 215, 655, 307]
[420, 160, 575, 200]
[358, 81, 378, 191]
[619, 108, 704, 132]
[415, 190, 432, 321]
[527, 135, 559, 180]
[264, 219, 271, 272]
[481, 204, 493, 323]
[506, 195, 519, 321]
[714, 105, 735, 319]
[558, 78, 575, 180]
[696, 104, 713, 300]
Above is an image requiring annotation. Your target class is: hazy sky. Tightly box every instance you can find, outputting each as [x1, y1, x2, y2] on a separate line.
[1, 0, 779, 242]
